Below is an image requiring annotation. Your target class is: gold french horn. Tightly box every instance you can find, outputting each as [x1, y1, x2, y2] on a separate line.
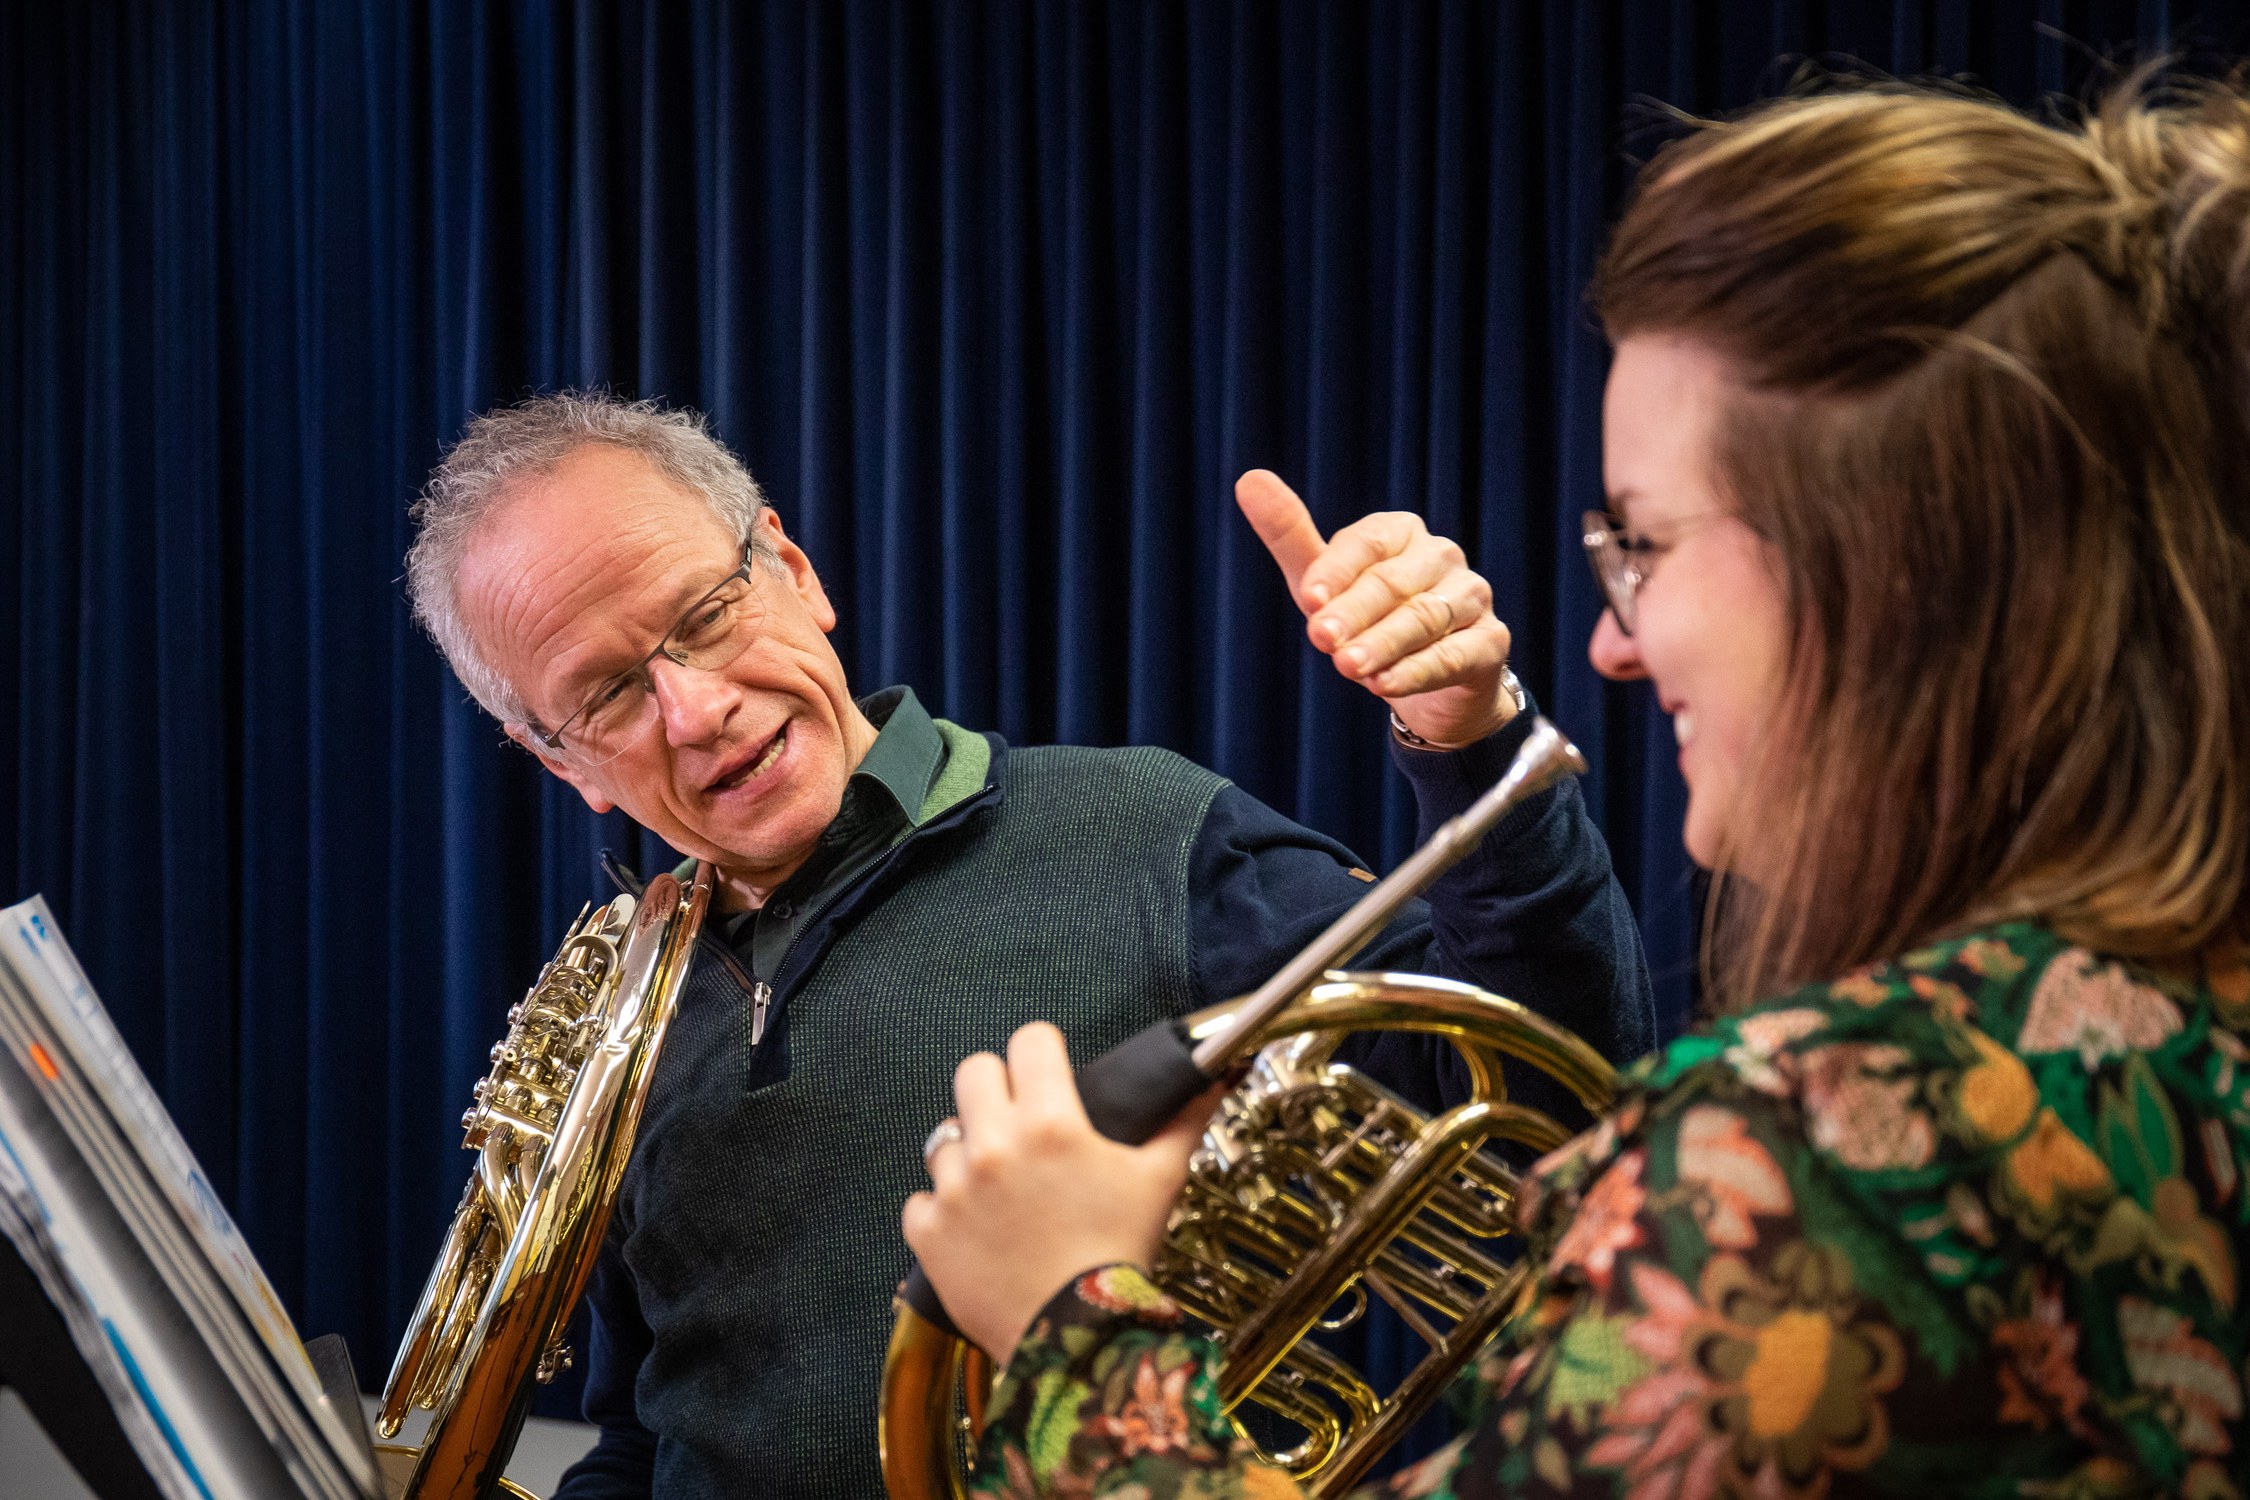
[880, 721, 1613, 1499]
[374, 862, 713, 1500]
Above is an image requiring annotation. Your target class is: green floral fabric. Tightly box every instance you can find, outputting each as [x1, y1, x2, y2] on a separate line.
[973, 922, 2250, 1499]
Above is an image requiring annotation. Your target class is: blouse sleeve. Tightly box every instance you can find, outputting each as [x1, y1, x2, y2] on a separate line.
[967, 1264, 1273, 1498]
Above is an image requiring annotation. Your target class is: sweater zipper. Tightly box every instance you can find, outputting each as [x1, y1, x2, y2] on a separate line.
[749, 980, 773, 1045]
[691, 931, 760, 1010]
[751, 881, 851, 1048]
[745, 812, 954, 1049]
[743, 779, 1001, 1053]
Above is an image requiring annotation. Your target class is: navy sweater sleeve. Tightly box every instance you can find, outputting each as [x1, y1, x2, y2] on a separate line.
[551, 1237, 658, 1498]
[1186, 700, 1653, 1129]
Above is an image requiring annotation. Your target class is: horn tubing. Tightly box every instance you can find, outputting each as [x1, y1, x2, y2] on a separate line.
[391, 862, 712, 1500]
[1189, 718, 1585, 1074]
[1217, 1099, 1501, 1407]
[879, 974, 1616, 1500]
[1311, 1261, 1532, 1497]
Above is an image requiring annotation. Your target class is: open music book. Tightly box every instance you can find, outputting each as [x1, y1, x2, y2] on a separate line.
[0, 894, 381, 1500]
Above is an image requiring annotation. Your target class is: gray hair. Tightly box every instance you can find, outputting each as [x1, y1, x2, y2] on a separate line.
[405, 391, 770, 725]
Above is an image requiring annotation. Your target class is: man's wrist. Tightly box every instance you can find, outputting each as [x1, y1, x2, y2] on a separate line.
[1389, 667, 1527, 752]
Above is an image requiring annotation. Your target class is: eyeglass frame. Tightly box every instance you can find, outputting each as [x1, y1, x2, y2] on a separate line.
[1580, 510, 1656, 636]
[1581, 509, 1733, 636]
[529, 545, 764, 757]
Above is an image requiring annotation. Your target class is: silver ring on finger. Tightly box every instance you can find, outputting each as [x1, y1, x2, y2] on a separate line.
[923, 1117, 965, 1163]
[1428, 591, 1458, 633]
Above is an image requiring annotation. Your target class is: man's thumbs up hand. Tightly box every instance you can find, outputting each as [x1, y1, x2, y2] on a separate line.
[1236, 469, 1517, 749]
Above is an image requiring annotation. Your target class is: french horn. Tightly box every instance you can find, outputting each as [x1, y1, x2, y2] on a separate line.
[881, 721, 1613, 1498]
[373, 861, 713, 1500]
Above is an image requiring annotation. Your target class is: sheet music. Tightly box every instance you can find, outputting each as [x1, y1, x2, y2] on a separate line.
[0, 1110, 202, 1498]
[2, 901, 312, 1375]
[0, 896, 380, 1500]
[0, 999, 279, 1499]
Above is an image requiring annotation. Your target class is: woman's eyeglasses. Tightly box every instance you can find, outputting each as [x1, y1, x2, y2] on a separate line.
[1581, 510, 1655, 635]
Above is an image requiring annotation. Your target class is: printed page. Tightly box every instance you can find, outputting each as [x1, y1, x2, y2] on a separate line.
[0, 1013, 308, 1500]
[0, 897, 379, 1497]
[0, 899, 309, 1369]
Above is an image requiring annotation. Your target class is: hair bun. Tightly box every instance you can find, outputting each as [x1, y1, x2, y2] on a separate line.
[2081, 75, 2250, 348]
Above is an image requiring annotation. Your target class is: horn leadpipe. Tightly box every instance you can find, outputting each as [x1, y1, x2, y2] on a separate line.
[1189, 716, 1586, 1074]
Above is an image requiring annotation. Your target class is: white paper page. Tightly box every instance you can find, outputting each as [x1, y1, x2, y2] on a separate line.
[0, 898, 377, 1496]
[0, 991, 375, 1500]
[0, 900, 307, 1365]
[0, 1041, 301, 1500]
[0, 1119, 205, 1500]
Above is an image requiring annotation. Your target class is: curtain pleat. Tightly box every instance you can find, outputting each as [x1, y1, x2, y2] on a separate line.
[2, 0, 2222, 1422]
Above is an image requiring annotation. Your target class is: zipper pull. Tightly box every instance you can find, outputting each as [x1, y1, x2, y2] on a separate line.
[750, 980, 773, 1046]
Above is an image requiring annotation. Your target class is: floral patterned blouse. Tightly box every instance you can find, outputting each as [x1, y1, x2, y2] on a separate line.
[972, 922, 2250, 1500]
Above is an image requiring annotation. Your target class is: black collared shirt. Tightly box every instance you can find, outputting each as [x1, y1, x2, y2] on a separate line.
[709, 685, 949, 991]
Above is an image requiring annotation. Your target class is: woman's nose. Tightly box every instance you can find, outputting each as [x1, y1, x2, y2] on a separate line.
[1588, 609, 1646, 681]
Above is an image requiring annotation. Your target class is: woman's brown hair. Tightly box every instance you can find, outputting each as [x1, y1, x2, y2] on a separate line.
[1591, 75, 2250, 1007]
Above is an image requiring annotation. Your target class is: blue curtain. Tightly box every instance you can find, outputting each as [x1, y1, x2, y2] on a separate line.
[2, 0, 2233, 1426]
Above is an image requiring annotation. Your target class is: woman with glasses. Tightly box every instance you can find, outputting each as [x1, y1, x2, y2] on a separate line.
[904, 73, 2250, 1499]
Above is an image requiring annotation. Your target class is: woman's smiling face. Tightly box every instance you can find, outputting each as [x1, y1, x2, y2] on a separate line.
[1588, 335, 1793, 872]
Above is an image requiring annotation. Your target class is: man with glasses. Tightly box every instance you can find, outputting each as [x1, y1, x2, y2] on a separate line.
[402, 392, 1653, 1500]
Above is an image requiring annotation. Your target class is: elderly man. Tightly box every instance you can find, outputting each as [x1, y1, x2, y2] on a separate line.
[403, 392, 1651, 1500]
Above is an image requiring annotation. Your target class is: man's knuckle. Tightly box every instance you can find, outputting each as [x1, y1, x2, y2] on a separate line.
[1345, 517, 1402, 556]
[1313, 587, 1357, 627]
[1370, 557, 1417, 596]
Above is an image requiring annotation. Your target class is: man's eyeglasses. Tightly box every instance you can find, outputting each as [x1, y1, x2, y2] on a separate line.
[533, 552, 764, 765]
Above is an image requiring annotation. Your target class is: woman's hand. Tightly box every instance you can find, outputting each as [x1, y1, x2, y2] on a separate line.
[902, 1022, 1220, 1363]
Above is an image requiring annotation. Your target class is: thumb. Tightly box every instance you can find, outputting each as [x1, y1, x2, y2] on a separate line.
[1236, 470, 1327, 612]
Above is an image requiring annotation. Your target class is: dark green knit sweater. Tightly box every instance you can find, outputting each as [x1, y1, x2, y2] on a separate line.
[610, 727, 1227, 1499]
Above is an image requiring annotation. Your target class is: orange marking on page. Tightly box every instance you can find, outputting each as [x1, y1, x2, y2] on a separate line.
[26, 1042, 60, 1083]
